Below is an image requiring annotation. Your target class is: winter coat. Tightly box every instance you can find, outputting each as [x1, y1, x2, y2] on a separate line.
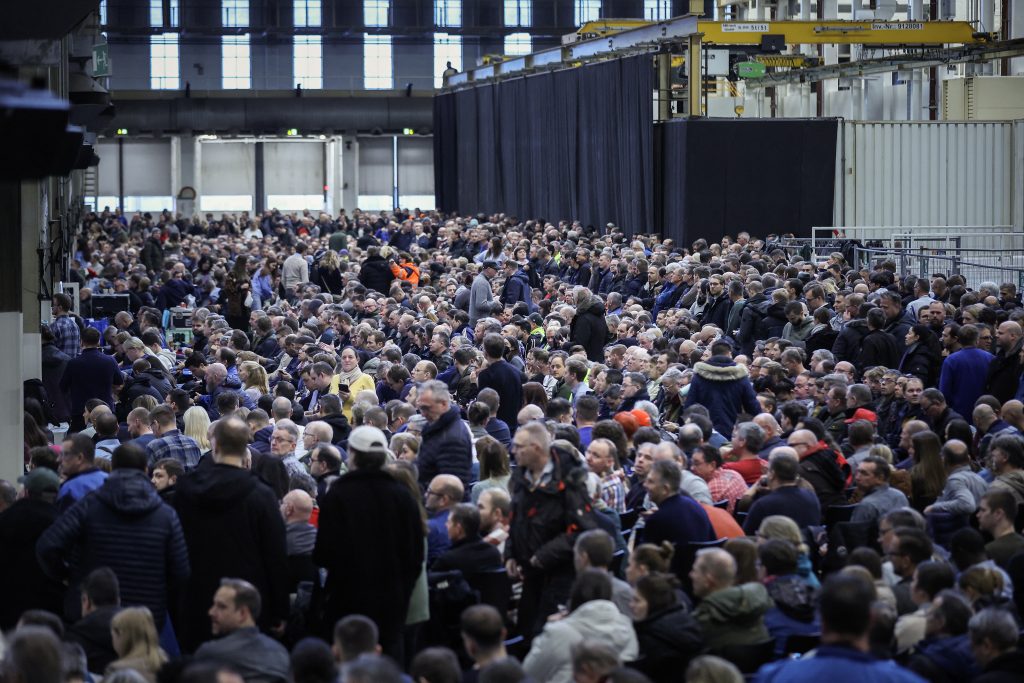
[799, 444, 848, 511]
[991, 470, 1024, 508]
[683, 356, 761, 438]
[116, 374, 165, 421]
[0, 498, 63, 630]
[782, 316, 815, 345]
[985, 338, 1024, 404]
[222, 270, 251, 318]
[641, 494, 716, 580]
[311, 265, 345, 295]
[571, 295, 609, 363]
[857, 328, 901, 373]
[939, 347, 994, 423]
[172, 464, 289, 652]
[693, 582, 773, 650]
[761, 301, 789, 338]
[37, 469, 190, 627]
[468, 273, 495, 325]
[41, 342, 71, 422]
[589, 267, 614, 295]
[67, 606, 119, 674]
[907, 634, 979, 683]
[416, 405, 474, 490]
[506, 446, 594, 574]
[832, 318, 870, 364]
[358, 254, 394, 295]
[623, 274, 646, 298]
[973, 648, 1024, 683]
[763, 574, 820, 655]
[141, 237, 164, 274]
[500, 268, 533, 309]
[900, 341, 940, 387]
[804, 324, 838, 356]
[478, 361, 523, 434]
[738, 293, 771, 355]
[523, 599, 638, 683]
[701, 294, 733, 332]
[632, 604, 704, 682]
[313, 468, 425, 645]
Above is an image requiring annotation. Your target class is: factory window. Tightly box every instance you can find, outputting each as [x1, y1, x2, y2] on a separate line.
[575, 0, 600, 25]
[294, 36, 323, 89]
[200, 195, 253, 213]
[504, 0, 531, 27]
[222, 0, 249, 27]
[504, 32, 532, 56]
[268, 195, 326, 211]
[434, 33, 462, 88]
[365, 0, 389, 27]
[222, 35, 251, 89]
[99, 0, 107, 25]
[434, 0, 461, 27]
[149, 0, 179, 27]
[643, 0, 671, 20]
[364, 35, 393, 89]
[150, 34, 180, 90]
[294, 0, 321, 27]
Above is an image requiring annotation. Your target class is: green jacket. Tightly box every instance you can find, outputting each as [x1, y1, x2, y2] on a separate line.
[694, 582, 773, 650]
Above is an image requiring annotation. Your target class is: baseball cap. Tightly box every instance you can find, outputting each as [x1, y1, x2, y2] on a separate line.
[347, 426, 390, 454]
[19, 467, 60, 495]
[844, 407, 878, 424]
[482, 260, 499, 271]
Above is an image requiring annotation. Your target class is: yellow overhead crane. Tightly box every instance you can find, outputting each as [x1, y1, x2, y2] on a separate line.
[574, 18, 992, 46]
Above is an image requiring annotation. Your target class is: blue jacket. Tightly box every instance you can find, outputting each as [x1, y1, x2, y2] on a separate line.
[416, 405, 473, 490]
[652, 282, 679, 318]
[756, 644, 927, 683]
[37, 469, 190, 626]
[939, 347, 994, 422]
[56, 469, 108, 514]
[500, 269, 533, 309]
[683, 356, 761, 438]
[60, 348, 124, 418]
[640, 494, 715, 580]
[589, 268, 614, 295]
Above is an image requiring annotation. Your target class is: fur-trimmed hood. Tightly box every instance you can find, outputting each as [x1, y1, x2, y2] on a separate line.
[693, 356, 749, 382]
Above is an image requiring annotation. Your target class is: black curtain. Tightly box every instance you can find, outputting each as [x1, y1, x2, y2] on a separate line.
[659, 118, 838, 246]
[433, 54, 654, 235]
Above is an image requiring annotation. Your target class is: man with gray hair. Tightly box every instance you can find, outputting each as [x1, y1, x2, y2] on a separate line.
[653, 441, 713, 504]
[415, 379, 473, 490]
[968, 607, 1024, 677]
[640, 459, 715, 582]
[742, 447, 822, 533]
[270, 419, 306, 478]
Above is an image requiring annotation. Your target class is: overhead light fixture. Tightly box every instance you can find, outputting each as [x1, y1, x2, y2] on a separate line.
[286, 128, 299, 136]
[116, 128, 128, 135]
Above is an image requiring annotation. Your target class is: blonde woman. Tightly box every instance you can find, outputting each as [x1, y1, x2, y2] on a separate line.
[183, 406, 211, 451]
[106, 607, 167, 683]
[336, 346, 375, 420]
[239, 361, 269, 402]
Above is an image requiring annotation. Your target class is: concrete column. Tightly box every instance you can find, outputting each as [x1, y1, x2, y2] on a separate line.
[176, 135, 197, 217]
[341, 136, 358, 212]
[326, 137, 342, 214]
[0, 179, 27, 484]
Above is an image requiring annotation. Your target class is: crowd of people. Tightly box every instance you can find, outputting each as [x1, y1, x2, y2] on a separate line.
[5, 204, 1024, 683]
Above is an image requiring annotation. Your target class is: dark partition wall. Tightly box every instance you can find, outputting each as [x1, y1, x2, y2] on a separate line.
[659, 118, 838, 247]
[433, 54, 654, 235]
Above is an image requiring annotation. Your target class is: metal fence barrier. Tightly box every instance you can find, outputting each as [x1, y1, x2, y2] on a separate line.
[854, 247, 1024, 290]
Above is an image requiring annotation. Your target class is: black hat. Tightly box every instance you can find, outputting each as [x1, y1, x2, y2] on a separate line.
[482, 260, 499, 271]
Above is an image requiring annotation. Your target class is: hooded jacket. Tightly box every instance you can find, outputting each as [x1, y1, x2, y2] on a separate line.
[737, 292, 770, 356]
[782, 316, 815, 345]
[763, 574, 820, 654]
[632, 604, 705, 682]
[172, 464, 289, 652]
[523, 599, 639, 683]
[683, 356, 761, 439]
[571, 294, 609, 362]
[501, 268, 532, 308]
[798, 442, 848, 511]
[37, 469, 190, 627]
[832, 318, 870, 364]
[907, 633, 979, 683]
[693, 582, 773, 650]
[857, 328, 901, 373]
[991, 469, 1024, 508]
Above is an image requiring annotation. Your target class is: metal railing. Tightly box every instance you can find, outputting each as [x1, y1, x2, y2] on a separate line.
[812, 226, 1022, 254]
[854, 247, 1024, 290]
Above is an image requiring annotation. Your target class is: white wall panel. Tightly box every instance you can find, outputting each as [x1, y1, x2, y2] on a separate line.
[264, 141, 324, 195]
[397, 137, 434, 196]
[200, 141, 255, 195]
[359, 137, 394, 196]
[122, 140, 172, 196]
[838, 121, 1017, 232]
[96, 139, 120, 195]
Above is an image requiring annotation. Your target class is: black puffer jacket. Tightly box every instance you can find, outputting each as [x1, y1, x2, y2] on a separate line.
[37, 469, 190, 627]
[571, 295, 608, 362]
[358, 254, 395, 295]
[831, 318, 870, 363]
[506, 446, 595, 573]
[417, 405, 473, 490]
[632, 604, 704, 683]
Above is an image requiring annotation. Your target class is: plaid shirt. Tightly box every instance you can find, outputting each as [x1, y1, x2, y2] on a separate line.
[707, 467, 750, 514]
[50, 315, 80, 358]
[146, 430, 203, 470]
[599, 471, 628, 514]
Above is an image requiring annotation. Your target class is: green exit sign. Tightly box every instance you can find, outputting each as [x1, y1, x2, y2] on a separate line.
[736, 61, 766, 79]
[92, 43, 110, 77]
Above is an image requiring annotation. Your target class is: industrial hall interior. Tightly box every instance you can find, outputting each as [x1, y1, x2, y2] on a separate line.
[3, 0, 1024, 682]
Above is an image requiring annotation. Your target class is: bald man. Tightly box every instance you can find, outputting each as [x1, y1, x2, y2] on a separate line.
[985, 322, 1023, 403]
[281, 489, 317, 591]
[1004, 400, 1024, 432]
[426, 474, 465, 566]
[787, 428, 847, 510]
[753, 413, 785, 458]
